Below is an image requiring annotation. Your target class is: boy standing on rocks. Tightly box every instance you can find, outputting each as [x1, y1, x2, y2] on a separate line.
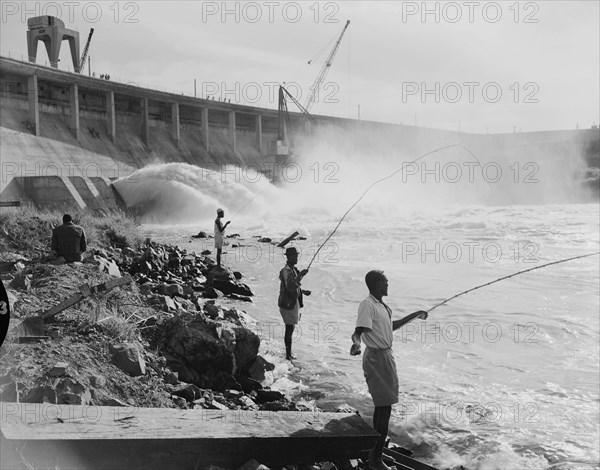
[214, 208, 230, 268]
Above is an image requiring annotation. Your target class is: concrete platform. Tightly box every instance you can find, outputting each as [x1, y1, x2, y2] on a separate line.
[0, 402, 379, 469]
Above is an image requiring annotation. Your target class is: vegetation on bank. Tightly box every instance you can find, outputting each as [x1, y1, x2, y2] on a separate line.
[0, 204, 143, 259]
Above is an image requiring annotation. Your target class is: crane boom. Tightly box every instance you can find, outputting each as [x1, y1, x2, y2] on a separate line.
[78, 28, 94, 73]
[303, 20, 350, 112]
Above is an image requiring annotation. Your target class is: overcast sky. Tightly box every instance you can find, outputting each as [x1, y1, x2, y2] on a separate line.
[1, 1, 598, 133]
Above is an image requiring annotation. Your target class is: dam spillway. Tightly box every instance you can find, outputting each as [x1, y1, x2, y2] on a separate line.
[0, 55, 598, 210]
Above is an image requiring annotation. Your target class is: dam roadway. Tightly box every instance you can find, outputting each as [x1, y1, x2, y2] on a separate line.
[0, 55, 598, 210]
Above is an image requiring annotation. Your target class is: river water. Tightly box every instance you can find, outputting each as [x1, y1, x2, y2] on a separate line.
[118, 148, 599, 469]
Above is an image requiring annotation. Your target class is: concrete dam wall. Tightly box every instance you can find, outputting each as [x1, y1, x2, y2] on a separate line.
[0, 56, 598, 210]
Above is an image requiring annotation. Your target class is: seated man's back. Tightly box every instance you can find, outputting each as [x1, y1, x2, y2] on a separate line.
[51, 215, 87, 262]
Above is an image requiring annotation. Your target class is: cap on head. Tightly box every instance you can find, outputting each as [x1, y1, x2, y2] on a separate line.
[285, 247, 298, 257]
[63, 214, 72, 224]
[217, 208, 224, 214]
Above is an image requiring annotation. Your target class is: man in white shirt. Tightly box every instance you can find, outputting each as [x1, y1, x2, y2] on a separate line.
[350, 270, 428, 470]
[214, 208, 230, 268]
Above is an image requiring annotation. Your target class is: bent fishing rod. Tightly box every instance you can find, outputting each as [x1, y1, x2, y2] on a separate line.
[425, 251, 600, 314]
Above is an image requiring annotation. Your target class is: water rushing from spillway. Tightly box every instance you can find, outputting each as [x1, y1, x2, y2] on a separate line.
[114, 137, 599, 468]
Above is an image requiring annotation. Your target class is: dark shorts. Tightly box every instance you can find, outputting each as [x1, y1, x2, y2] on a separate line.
[362, 347, 399, 407]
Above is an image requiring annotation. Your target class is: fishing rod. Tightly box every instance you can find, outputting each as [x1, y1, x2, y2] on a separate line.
[426, 251, 600, 314]
[306, 143, 482, 270]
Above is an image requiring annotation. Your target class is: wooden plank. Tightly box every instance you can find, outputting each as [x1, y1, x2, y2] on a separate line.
[277, 231, 299, 248]
[41, 276, 132, 320]
[0, 403, 379, 469]
[41, 292, 84, 320]
[92, 274, 132, 294]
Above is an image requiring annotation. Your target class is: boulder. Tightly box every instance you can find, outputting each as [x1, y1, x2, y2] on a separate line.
[98, 257, 121, 277]
[90, 375, 107, 388]
[238, 395, 258, 409]
[110, 342, 146, 377]
[237, 459, 270, 470]
[9, 273, 31, 290]
[204, 303, 224, 320]
[235, 374, 262, 394]
[255, 389, 285, 404]
[56, 378, 91, 405]
[244, 356, 275, 382]
[171, 383, 204, 402]
[48, 362, 69, 377]
[158, 316, 260, 391]
[260, 400, 298, 411]
[223, 308, 256, 328]
[207, 267, 253, 297]
[22, 385, 56, 404]
[161, 295, 177, 312]
[202, 287, 220, 299]
[0, 381, 20, 402]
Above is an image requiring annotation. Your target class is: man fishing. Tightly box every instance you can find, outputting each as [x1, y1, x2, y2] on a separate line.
[278, 247, 311, 360]
[350, 270, 428, 470]
[214, 208, 230, 268]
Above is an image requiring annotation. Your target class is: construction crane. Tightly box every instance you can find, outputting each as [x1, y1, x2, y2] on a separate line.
[272, 20, 350, 159]
[275, 85, 314, 158]
[78, 28, 94, 74]
[303, 19, 350, 112]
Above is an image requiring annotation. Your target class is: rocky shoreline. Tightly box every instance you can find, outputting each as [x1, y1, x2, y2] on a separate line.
[0, 217, 391, 469]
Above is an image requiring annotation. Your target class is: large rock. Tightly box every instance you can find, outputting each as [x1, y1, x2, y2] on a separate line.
[9, 273, 31, 290]
[237, 459, 270, 470]
[158, 315, 260, 391]
[243, 355, 275, 382]
[207, 267, 253, 297]
[56, 378, 91, 405]
[22, 385, 57, 403]
[110, 342, 146, 377]
[85, 254, 122, 277]
[171, 383, 205, 402]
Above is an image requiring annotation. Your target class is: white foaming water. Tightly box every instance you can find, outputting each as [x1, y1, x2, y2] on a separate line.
[119, 136, 598, 468]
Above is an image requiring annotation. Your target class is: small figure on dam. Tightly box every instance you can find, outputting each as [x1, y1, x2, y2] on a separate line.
[278, 247, 311, 360]
[47, 214, 87, 264]
[214, 208, 230, 268]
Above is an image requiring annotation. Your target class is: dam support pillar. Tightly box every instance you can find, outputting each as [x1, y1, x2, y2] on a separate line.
[27, 75, 40, 136]
[201, 107, 209, 152]
[255, 114, 262, 154]
[229, 111, 237, 154]
[171, 102, 180, 148]
[141, 97, 149, 145]
[69, 83, 79, 140]
[106, 91, 116, 142]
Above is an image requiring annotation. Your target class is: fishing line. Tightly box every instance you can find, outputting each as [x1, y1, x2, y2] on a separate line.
[306, 143, 483, 270]
[426, 251, 600, 313]
[229, 187, 269, 223]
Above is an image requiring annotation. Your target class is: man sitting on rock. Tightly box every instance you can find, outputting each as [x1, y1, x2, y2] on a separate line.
[48, 214, 87, 264]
